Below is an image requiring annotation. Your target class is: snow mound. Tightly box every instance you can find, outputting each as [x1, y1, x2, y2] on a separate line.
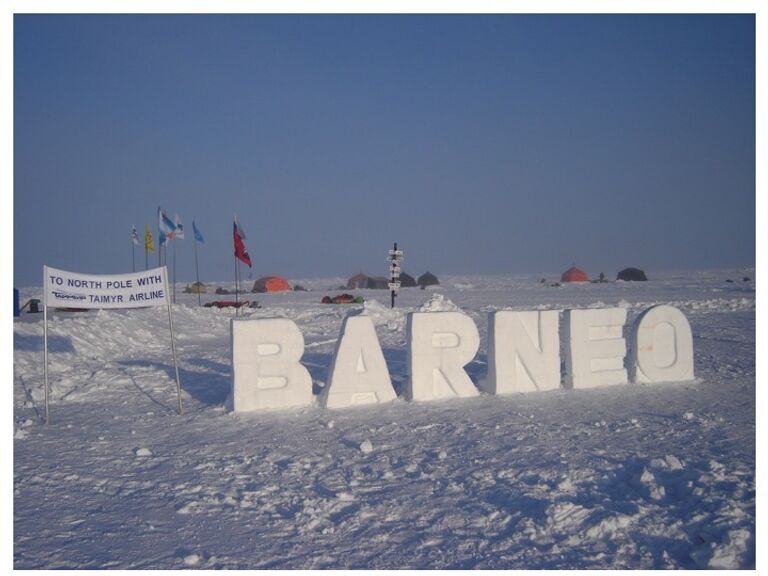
[361, 299, 405, 331]
[418, 293, 461, 313]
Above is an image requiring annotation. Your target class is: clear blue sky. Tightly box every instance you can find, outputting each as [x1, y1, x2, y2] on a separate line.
[13, 14, 755, 286]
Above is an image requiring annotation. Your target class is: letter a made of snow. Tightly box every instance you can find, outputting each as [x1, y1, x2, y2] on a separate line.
[320, 314, 396, 409]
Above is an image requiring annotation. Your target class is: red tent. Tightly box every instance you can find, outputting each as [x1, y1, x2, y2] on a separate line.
[252, 276, 292, 293]
[561, 266, 589, 283]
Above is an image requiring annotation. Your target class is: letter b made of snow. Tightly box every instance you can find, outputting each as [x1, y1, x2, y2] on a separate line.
[229, 318, 313, 412]
[406, 311, 480, 401]
[629, 305, 694, 383]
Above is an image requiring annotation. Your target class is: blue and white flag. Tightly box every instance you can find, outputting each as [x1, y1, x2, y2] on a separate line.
[131, 225, 139, 245]
[193, 221, 204, 243]
[158, 206, 177, 238]
[173, 213, 185, 240]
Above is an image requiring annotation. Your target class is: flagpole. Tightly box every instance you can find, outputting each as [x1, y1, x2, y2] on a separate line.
[172, 239, 176, 304]
[235, 257, 240, 315]
[162, 267, 184, 416]
[132, 240, 135, 273]
[194, 233, 201, 307]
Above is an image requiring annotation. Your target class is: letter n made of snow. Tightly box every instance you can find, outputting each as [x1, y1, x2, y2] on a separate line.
[320, 314, 396, 409]
[406, 311, 480, 401]
[629, 305, 694, 383]
[487, 310, 560, 394]
[229, 318, 313, 412]
[564, 308, 628, 389]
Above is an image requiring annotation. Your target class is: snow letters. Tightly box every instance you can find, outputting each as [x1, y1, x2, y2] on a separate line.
[229, 305, 695, 413]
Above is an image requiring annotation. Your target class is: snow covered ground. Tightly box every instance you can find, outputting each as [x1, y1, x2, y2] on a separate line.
[13, 269, 755, 569]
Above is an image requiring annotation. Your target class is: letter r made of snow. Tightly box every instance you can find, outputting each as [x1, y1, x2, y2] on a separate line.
[564, 308, 628, 389]
[229, 318, 313, 412]
[487, 310, 561, 394]
[405, 311, 480, 401]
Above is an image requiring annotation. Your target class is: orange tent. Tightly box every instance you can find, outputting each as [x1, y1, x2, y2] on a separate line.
[561, 266, 589, 283]
[252, 276, 292, 293]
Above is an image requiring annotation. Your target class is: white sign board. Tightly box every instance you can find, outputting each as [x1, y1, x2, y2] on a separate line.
[41, 265, 181, 423]
[44, 266, 169, 309]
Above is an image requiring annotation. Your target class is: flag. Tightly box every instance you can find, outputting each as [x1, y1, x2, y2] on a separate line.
[144, 225, 154, 253]
[173, 213, 185, 240]
[158, 206, 177, 239]
[131, 225, 139, 245]
[159, 230, 167, 247]
[193, 220, 204, 243]
[234, 213, 247, 240]
[234, 217, 252, 267]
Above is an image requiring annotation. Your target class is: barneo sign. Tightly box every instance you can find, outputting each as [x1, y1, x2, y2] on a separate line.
[44, 266, 168, 309]
[228, 306, 695, 413]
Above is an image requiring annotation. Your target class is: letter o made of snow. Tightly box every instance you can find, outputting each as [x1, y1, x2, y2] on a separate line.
[630, 305, 694, 383]
[229, 318, 313, 412]
[406, 311, 480, 401]
[320, 314, 396, 409]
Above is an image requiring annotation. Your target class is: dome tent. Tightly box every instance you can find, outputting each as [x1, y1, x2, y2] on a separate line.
[417, 271, 440, 289]
[365, 276, 390, 289]
[561, 266, 589, 283]
[617, 267, 648, 281]
[251, 276, 291, 293]
[347, 272, 369, 290]
[183, 282, 207, 294]
[399, 272, 417, 287]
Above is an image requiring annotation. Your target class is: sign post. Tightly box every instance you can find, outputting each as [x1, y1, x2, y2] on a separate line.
[163, 266, 184, 415]
[388, 242, 404, 309]
[43, 301, 50, 424]
[42, 265, 183, 423]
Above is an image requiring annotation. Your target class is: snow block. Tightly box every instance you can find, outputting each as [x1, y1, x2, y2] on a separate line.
[487, 310, 560, 394]
[320, 314, 396, 409]
[229, 318, 313, 412]
[629, 305, 694, 383]
[406, 311, 480, 401]
[564, 308, 628, 388]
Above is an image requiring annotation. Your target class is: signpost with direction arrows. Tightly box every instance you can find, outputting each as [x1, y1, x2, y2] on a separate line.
[388, 242, 404, 309]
